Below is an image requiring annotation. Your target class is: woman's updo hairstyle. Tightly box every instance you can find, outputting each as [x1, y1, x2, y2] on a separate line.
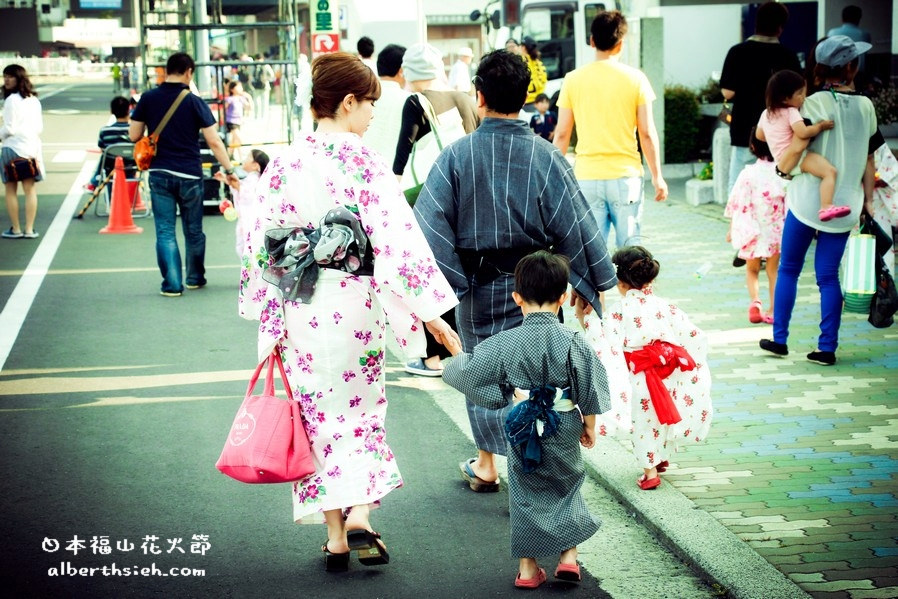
[612, 245, 660, 290]
[309, 52, 381, 121]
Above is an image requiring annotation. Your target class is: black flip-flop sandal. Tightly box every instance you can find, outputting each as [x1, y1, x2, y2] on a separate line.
[346, 529, 390, 566]
[322, 541, 350, 572]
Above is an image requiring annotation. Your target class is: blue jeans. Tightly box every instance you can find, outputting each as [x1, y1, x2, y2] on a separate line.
[148, 172, 206, 293]
[727, 145, 756, 197]
[578, 177, 645, 249]
[772, 211, 850, 352]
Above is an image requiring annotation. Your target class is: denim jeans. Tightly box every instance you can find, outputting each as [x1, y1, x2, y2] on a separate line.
[578, 177, 645, 249]
[727, 145, 756, 197]
[772, 211, 850, 352]
[148, 171, 206, 293]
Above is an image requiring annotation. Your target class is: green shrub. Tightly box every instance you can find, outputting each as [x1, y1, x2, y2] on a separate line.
[697, 78, 724, 104]
[664, 85, 700, 163]
[697, 161, 713, 181]
[871, 85, 898, 125]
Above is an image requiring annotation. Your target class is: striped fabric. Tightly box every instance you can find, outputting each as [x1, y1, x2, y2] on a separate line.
[97, 122, 131, 149]
[414, 117, 617, 454]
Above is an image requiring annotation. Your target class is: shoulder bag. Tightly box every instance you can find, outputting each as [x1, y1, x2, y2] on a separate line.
[718, 100, 732, 125]
[869, 265, 898, 328]
[401, 92, 468, 206]
[4, 157, 39, 182]
[215, 351, 316, 484]
[134, 89, 190, 171]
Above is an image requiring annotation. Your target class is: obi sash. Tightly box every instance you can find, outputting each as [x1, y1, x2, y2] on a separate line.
[505, 386, 571, 473]
[262, 205, 374, 303]
[624, 341, 695, 426]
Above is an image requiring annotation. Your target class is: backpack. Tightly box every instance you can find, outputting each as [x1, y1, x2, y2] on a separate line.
[251, 66, 266, 90]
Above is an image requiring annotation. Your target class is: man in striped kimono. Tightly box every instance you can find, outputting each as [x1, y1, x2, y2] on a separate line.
[413, 50, 617, 492]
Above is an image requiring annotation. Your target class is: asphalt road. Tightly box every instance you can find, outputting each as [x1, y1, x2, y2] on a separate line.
[0, 81, 715, 598]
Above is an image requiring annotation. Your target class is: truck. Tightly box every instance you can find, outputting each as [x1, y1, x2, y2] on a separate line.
[517, 1, 631, 99]
[515, 0, 664, 152]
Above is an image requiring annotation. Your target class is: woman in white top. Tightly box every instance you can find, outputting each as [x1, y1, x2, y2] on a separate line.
[759, 36, 877, 366]
[1, 64, 43, 239]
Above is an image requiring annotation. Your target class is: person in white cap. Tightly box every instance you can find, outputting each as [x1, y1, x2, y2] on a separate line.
[760, 35, 877, 367]
[448, 47, 475, 95]
[393, 43, 479, 376]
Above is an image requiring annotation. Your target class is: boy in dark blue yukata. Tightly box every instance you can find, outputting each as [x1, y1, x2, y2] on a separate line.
[443, 250, 610, 590]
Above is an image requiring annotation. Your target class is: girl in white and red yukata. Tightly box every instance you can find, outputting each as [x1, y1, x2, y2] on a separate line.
[600, 246, 713, 490]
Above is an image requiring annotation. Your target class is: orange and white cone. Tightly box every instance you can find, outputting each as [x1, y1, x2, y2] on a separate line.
[100, 156, 143, 234]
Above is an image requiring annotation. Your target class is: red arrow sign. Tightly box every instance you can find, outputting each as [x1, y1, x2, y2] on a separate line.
[313, 33, 339, 54]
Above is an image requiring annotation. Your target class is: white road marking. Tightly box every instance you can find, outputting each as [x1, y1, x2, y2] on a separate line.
[0, 160, 96, 372]
[52, 150, 87, 163]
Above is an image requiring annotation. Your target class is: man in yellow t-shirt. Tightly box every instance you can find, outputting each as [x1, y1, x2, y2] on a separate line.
[554, 10, 667, 249]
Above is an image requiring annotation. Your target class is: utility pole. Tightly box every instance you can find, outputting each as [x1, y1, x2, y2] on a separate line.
[192, 0, 211, 95]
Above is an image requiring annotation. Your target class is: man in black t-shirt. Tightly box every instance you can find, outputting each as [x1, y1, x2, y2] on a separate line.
[720, 1, 801, 195]
[130, 52, 239, 297]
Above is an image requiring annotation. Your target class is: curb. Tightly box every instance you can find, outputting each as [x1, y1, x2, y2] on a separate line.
[582, 437, 811, 599]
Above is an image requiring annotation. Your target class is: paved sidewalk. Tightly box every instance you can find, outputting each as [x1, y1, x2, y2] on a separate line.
[583, 179, 898, 599]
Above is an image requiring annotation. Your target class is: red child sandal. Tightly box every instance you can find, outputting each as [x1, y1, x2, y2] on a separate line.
[748, 300, 763, 324]
[637, 474, 661, 490]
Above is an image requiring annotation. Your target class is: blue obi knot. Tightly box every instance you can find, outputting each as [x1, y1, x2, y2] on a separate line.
[504, 385, 561, 473]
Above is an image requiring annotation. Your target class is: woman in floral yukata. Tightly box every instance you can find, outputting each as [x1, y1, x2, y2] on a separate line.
[238, 52, 460, 572]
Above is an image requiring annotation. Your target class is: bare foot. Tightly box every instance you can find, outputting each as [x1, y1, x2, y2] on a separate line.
[559, 547, 578, 565]
[423, 356, 443, 371]
[469, 459, 498, 483]
[518, 557, 540, 579]
[324, 538, 350, 554]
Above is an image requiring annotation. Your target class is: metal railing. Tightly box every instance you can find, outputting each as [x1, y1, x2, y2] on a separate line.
[0, 56, 127, 78]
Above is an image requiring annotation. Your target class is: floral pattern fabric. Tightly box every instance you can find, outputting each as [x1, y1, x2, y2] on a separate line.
[238, 132, 458, 524]
[579, 312, 632, 439]
[601, 287, 713, 469]
[724, 159, 787, 260]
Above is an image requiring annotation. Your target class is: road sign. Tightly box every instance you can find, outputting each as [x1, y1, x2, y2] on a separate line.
[312, 0, 339, 34]
[313, 33, 340, 54]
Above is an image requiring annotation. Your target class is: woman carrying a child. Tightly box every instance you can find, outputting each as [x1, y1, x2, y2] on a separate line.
[239, 52, 460, 571]
[759, 36, 878, 365]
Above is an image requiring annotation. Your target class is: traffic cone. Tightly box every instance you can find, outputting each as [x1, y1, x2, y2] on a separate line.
[100, 156, 143, 234]
[132, 179, 149, 214]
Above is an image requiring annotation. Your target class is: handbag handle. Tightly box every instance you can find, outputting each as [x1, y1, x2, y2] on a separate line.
[409, 93, 446, 186]
[246, 352, 295, 401]
[417, 93, 446, 150]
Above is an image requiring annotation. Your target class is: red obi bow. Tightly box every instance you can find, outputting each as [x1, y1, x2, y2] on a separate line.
[624, 341, 696, 425]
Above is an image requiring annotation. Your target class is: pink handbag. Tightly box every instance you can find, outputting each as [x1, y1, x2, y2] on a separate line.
[216, 352, 316, 484]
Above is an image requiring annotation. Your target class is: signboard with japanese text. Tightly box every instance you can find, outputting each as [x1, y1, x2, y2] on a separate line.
[311, 0, 340, 54]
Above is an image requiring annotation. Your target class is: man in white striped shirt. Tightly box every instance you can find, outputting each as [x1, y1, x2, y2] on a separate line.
[414, 50, 617, 492]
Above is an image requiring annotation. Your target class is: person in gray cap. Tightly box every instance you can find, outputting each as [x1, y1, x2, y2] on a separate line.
[393, 42, 479, 377]
[760, 35, 877, 366]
